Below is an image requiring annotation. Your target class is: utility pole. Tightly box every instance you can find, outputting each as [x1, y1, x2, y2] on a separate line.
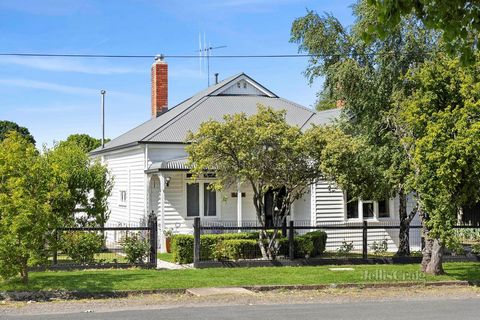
[100, 90, 106, 148]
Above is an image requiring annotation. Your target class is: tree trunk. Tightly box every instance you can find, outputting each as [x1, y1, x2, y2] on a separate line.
[396, 189, 416, 256]
[20, 262, 29, 284]
[424, 238, 444, 275]
[420, 209, 445, 275]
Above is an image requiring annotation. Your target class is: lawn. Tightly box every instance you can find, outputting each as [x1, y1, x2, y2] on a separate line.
[157, 252, 174, 263]
[1, 262, 479, 292]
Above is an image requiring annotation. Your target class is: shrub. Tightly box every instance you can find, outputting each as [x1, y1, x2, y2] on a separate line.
[336, 240, 354, 256]
[61, 232, 103, 264]
[171, 230, 326, 263]
[214, 239, 261, 260]
[122, 233, 150, 264]
[471, 242, 480, 254]
[370, 239, 388, 255]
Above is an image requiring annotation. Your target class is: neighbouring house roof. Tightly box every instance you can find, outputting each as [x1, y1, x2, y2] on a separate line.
[90, 73, 341, 155]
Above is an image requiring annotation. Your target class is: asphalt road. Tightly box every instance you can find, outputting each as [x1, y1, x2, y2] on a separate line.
[2, 298, 479, 320]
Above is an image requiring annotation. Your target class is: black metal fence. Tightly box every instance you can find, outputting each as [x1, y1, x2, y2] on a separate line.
[192, 218, 480, 266]
[50, 215, 157, 269]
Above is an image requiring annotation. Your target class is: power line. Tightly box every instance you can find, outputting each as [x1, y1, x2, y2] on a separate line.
[0, 52, 314, 59]
[0, 51, 436, 60]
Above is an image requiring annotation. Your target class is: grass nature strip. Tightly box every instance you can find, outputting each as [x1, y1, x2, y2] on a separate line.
[0, 263, 478, 292]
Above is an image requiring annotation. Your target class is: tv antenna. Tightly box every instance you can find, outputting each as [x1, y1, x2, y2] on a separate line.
[198, 33, 226, 86]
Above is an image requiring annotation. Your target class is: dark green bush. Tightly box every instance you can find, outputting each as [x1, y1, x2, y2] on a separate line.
[172, 230, 326, 263]
[61, 232, 103, 264]
[215, 239, 261, 260]
[122, 233, 150, 264]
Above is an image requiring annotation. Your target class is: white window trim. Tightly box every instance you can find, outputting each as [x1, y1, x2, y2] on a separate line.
[184, 175, 221, 219]
[344, 192, 393, 222]
[119, 190, 127, 207]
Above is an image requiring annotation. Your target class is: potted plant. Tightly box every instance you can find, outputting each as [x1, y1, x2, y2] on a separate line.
[163, 228, 174, 253]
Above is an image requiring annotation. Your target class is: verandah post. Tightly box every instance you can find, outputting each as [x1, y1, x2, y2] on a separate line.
[362, 220, 368, 259]
[193, 217, 201, 267]
[288, 220, 294, 260]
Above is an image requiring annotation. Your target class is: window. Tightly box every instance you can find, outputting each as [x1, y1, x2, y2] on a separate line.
[346, 194, 359, 219]
[119, 190, 127, 205]
[204, 183, 217, 217]
[363, 201, 374, 219]
[345, 192, 391, 220]
[186, 181, 217, 218]
[378, 199, 390, 218]
[187, 183, 199, 217]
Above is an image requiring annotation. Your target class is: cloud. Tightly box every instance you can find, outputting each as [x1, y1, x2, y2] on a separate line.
[0, 78, 142, 100]
[0, 56, 143, 75]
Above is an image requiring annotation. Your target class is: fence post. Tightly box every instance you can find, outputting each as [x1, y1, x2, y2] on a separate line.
[193, 217, 201, 267]
[52, 229, 58, 265]
[362, 220, 368, 259]
[149, 212, 158, 268]
[288, 220, 295, 260]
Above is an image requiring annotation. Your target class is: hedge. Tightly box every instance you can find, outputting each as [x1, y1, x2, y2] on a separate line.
[171, 230, 327, 263]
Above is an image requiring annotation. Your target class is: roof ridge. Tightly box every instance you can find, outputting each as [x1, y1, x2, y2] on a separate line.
[277, 96, 315, 113]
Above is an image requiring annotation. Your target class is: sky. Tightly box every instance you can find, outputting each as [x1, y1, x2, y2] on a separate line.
[0, 0, 356, 147]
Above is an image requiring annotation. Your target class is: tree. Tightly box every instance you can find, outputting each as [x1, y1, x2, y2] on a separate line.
[0, 132, 53, 283]
[186, 106, 323, 259]
[291, 0, 438, 255]
[46, 139, 113, 227]
[64, 134, 109, 153]
[366, 0, 480, 63]
[0, 133, 112, 283]
[396, 53, 480, 274]
[0, 120, 35, 145]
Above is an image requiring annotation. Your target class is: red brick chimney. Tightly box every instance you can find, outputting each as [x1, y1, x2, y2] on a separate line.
[151, 55, 168, 118]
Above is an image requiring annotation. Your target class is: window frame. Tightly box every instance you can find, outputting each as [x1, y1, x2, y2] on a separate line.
[344, 192, 393, 221]
[184, 174, 220, 219]
[119, 190, 127, 207]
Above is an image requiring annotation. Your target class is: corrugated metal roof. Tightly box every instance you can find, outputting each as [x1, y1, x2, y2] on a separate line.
[91, 73, 341, 155]
[146, 157, 189, 172]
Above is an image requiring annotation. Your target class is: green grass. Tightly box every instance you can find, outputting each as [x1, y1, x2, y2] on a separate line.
[1, 262, 479, 292]
[157, 252, 174, 263]
[50, 252, 128, 264]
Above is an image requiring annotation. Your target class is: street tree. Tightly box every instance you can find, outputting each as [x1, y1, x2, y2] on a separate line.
[396, 53, 480, 274]
[366, 0, 480, 63]
[187, 106, 324, 259]
[291, 0, 438, 255]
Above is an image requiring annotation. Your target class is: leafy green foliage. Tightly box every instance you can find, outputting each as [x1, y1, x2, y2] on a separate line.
[61, 232, 103, 264]
[291, 0, 439, 256]
[337, 241, 355, 256]
[0, 132, 112, 282]
[122, 233, 150, 264]
[398, 54, 480, 242]
[0, 132, 53, 282]
[187, 106, 325, 259]
[45, 139, 113, 227]
[64, 134, 110, 153]
[367, 0, 480, 63]
[370, 239, 389, 255]
[0, 120, 35, 145]
[171, 231, 327, 263]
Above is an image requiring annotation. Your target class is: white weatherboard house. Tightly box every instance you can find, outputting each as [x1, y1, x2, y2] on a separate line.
[91, 57, 421, 253]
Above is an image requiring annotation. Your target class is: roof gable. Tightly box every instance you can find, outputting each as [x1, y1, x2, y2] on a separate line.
[210, 74, 277, 97]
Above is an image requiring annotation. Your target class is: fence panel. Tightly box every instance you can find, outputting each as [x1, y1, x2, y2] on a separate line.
[50, 216, 157, 269]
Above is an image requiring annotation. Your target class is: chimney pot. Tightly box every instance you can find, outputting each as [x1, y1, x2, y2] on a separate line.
[151, 56, 168, 118]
